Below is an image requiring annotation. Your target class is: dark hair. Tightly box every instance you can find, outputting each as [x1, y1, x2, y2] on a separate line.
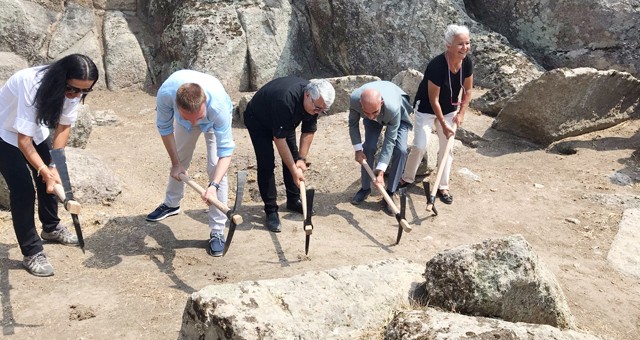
[34, 54, 99, 128]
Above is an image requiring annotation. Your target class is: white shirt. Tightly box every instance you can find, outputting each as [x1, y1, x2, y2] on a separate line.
[0, 65, 79, 147]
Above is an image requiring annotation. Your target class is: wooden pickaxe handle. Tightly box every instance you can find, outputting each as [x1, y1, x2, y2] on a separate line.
[300, 180, 307, 219]
[360, 160, 412, 232]
[53, 184, 81, 214]
[178, 173, 242, 225]
[426, 123, 457, 211]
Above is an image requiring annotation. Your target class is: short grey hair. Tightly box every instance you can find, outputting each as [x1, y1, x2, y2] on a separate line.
[305, 79, 336, 108]
[444, 24, 470, 45]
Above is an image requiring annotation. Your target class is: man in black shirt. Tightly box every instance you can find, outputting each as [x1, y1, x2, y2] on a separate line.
[244, 77, 335, 232]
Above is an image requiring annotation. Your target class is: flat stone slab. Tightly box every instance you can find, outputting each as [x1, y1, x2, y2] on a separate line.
[180, 258, 423, 339]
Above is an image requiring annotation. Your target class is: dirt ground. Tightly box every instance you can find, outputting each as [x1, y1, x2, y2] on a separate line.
[1, 89, 639, 339]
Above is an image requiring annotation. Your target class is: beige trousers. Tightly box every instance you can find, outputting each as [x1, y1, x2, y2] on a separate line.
[401, 110, 456, 190]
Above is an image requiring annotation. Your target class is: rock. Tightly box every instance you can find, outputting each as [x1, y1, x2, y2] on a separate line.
[237, 1, 313, 91]
[464, 0, 640, 78]
[235, 92, 256, 126]
[385, 308, 600, 340]
[103, 11, 149, 90]
[65, 148, 122, 204]
[180, 258, 423, 339]
[92, 109, 122, 127]
[458, 167, 481, 182]
[0, 52, 28, 84]
[565, 218, 581, 225]
[0, 0, 55, 62]
[607, 208, 640, 279]
[610, 172, 633, 186]
[0, 175, 9, 210]
[391, 69, 423, 100]
[158, 2, 248, 94]
[325, 75, 381, 114]
[493, 68, 640, 146]
[67, 104, 94, 149]
[419, 234, 576, 329]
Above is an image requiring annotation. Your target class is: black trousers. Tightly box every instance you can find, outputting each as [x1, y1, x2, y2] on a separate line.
[0, 137, 59, 256]
[243, 111, 300, 214]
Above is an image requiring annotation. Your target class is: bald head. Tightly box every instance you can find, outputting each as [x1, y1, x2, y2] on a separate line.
[360, 88, 383, 120]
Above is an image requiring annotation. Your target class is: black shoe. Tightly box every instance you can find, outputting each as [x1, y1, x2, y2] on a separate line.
[398, 180, 413, 189]
[286, 199, 316, 215]
[146, 203, 180, 222]
[266, 212, 281, 233]
[351, 188, 371, 205]
[437, 190, 453, 204]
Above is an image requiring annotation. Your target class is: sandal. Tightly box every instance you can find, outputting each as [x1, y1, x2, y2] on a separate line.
[437, 190, 453, 204]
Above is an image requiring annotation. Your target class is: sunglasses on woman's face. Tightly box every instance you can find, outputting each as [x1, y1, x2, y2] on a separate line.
[65, 84, 93, 94]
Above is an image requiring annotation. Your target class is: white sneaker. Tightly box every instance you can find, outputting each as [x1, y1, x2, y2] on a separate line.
[23, 251, 54, 277]
[41, 224, 79, 245]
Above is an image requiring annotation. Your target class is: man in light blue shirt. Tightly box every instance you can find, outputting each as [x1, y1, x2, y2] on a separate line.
[146, 70, 235, 257]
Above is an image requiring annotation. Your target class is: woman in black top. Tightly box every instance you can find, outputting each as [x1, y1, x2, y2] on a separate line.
[0, 54, 99, 276]
[400, 24, 473, 204]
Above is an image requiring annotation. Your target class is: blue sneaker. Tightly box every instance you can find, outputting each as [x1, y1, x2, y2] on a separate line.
[208, 232, 225, 257]
[146, 203, 180, 222]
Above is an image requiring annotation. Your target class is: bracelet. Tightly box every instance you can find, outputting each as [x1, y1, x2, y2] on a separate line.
[36, 164, 47, 177]
[208, 181, 221, 190]
[48, 163, 56, 168]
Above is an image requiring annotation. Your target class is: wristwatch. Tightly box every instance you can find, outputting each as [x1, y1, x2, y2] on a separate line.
[208, 181, 221, 190]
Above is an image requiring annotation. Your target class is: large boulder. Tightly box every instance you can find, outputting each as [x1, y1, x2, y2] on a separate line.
[180, 258, 423, 339]
[103, 11, 149, 90]
[0, 52, 28, 85]
[0, 0, 55, 62]
[326, 75, 381, 114]
[385, 308, 600, 340]
[493, 68, 640, 146]
[158, 1, 249, 94]
[391, 69, 423, 101]
[0, 147, 119, 209]
[65, 147, 121, 204]
[419, 234, 576, 329]
[464, 0, 640, 77]
[470, 32, 545, 116]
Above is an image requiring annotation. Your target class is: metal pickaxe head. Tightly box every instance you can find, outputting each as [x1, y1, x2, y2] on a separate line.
[222, 170, 248, 256]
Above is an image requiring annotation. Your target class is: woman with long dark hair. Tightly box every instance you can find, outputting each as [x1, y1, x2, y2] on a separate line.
[0, 54, 99, 277]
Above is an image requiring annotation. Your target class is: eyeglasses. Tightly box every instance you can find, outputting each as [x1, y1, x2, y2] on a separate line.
[312, 97, 328, 114]
[65, 84, 93, 94]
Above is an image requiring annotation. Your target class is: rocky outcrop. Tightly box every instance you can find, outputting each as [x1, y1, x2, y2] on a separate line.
[471, 32, 545, 116]
[0, 52, 28, 84]
[103, 11, 149, 90]
[179, 258, 423, 339]
[464, 0, 640, 77]
[385, 309, 599, 340]
[419, 234, 576, 329]
[493, 68, 640, 146]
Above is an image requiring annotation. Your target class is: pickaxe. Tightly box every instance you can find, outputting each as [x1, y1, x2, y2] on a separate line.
[178, 172, 246, 256]
[300, 181, 314, 255]
[50, 148, 85, 253]
[424, 123, 457, 215]
[360, 160, 412, 237]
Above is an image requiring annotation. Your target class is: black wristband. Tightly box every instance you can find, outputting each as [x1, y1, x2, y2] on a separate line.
[208, 181, 221, 190]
